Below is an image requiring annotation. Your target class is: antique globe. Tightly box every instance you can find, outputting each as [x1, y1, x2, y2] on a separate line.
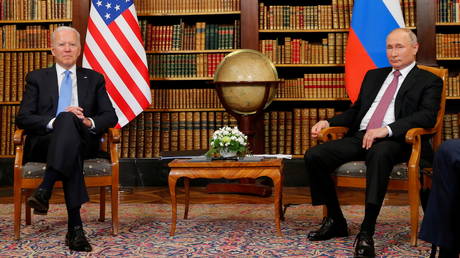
[213, 49, 279, 153]
[214, 49, 279, 115]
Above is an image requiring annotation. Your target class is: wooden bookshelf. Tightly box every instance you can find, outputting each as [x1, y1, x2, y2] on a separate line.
[273, 98, 350, 102]
[260, 29, 349, 33]
[138, 11, 241, 16]
[436, 0, 460, 124]
[275, 64, 345, 68]
[150, 77, 215, 81]
[146, 49, 237, 54]
[0, 102, 21, 105]
[0, 0, 447, 159]
[146, 108, 225, 112]
[0, 0, 72, 157]
[0, 19, 72, 24]
[0, 48, 52, 52]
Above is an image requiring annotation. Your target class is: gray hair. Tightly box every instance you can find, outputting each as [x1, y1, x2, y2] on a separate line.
[51, 26, 81, 47]
[388, 28, 418, 45]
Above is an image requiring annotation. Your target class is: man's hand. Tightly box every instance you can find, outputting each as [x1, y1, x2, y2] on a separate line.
[311, 120, 330, 138]
[65, 106, 92, 128]
[362, 127, 389, 150]
[65, 106, 84, 119]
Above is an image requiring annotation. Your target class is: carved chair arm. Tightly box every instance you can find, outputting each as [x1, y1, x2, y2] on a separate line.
[13, 129, 25, 146]
[108, 128, 121, 167]
[318, 126, 349, 142]
[108, 128, 121, 143]
[405, 127, 436, 145]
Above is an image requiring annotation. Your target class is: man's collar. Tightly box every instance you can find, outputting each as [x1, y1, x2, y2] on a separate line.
[55, 63, 77, 75]
[392, 62, 416, 78]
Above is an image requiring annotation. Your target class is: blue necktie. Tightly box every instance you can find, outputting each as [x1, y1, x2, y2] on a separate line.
[56, 70, 72, 115]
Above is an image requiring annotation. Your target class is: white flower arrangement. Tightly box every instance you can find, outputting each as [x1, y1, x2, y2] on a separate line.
[206, 126, 248, 158]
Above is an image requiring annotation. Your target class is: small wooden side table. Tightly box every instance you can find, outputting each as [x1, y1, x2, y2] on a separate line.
[168, 158, 284, 236]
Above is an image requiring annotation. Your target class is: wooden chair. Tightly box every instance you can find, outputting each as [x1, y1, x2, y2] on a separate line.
[318, 65, 447, 246]
[13, 128, 121, 240]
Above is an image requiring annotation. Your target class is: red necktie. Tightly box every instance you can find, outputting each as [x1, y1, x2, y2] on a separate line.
[366, 70, 401, 130]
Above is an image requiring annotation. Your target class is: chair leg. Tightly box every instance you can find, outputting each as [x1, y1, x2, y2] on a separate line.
[25, 190, 32, 225]
[408, 178, 420, 246]
[111, 183, 119, 235]
[14, 187, 22, 240]
[322, 205, 328, 218]
[99, 186, 106, 222]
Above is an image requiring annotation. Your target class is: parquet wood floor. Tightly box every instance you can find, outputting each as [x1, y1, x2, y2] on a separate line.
[0, 186, 408, 206]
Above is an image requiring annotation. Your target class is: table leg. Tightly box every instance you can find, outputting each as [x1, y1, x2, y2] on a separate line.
[272, 174, 282, 236]
[168, 176, 178, 236]
[280, 172, 285, 221]
[184, 178, 190, 219]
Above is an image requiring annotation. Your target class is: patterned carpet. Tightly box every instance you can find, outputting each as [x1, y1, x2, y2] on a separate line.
[0, 203, 431, 257]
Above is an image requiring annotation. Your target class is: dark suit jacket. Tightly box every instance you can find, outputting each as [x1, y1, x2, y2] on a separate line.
[16, 65, 118, 162]
[328, 66, 443, 162]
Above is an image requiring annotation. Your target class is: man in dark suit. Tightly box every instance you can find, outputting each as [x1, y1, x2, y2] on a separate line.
[419, 139, 460, 258]
[16, 26, 117, 252]
[304, 28, 442, 257]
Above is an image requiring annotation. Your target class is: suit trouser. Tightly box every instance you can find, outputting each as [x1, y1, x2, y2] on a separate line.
[304, 131, 408, 207]
[419, 139, 460, 250]
[28, 112, 90, 208]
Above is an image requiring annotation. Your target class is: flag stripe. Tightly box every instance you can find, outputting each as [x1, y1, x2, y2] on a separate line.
[345, 0, 404, 103]
[351, 0, 401, 67]
[110, 17, 150, 86]
[87, 7, 150, 109]
[83, 44, 136, 123]
[87, 18, 150, 109]
[345, 30, 377, 102]
[122, 7, 145, 47]
[84, 29, 144, 115]
[83, 0, 151, 128]
[383, 0, 406, 27]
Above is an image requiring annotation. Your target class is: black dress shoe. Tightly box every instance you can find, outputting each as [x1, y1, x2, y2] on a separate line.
[354, 231, 375, 257]
[65, 225, 92, 252]
[308, 216, 348, 241]
[27, 188, 51, 215]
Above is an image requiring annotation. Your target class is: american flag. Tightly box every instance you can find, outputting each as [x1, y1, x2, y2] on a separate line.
[83, 0, 151, 128]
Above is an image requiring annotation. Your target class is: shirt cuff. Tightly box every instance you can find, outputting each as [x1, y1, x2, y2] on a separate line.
[386, 125, 393, 137]
[47, 118, 56, 130]
[87, 117, 96, 130]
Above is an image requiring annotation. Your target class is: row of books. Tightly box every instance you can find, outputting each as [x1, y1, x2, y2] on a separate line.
[258, 1, 353, 30]
[401, 0, 417, 27]
[0, 0, 71, 20]
[0, 51, 53, 102]
[0, 24, 63, 49]
[443, 113, 460, 140]
[120, 111, 238, 158]
[437, 0, 460, 23]
[147, 53, 225, 78]
[436, 33, 460, 58]
[276, 74, 347, 99]
[136, 0, 240, 14]
[118, 108, 339, 158]
[139, 20, 240, 51]
[447, 74, 460, 97]
[0, 105, 18, 156]
[260, 33, 347, 65]
[149, 88, 223, 109]
[264, 109, 336, 155]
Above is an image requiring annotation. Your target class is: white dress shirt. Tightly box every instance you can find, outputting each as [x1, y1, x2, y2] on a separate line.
[359, 62, 416, 136]
[47, 64, 95, 130]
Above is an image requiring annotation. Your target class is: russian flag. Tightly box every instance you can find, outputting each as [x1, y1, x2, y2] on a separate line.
[345, 0, 405, 103]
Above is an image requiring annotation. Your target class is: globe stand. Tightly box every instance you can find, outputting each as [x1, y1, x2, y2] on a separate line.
[206, 81, 279, 197]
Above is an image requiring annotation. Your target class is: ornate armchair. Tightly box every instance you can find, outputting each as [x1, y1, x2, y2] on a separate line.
[318, 65, 447, 246]
[13, 128, 121, 240]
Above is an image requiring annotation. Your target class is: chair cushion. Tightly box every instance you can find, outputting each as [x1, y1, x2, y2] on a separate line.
[332, 161, 408, 180]
[22, 158, 112, 179]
